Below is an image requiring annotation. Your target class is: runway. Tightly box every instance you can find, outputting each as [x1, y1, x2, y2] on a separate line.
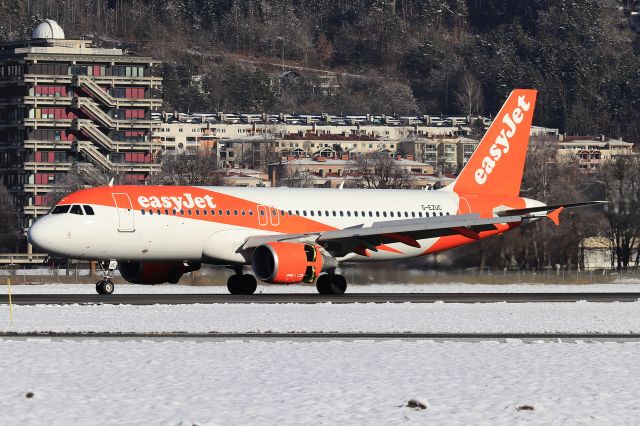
[1, 292, 639, 305]
[1, 331, 640, 342]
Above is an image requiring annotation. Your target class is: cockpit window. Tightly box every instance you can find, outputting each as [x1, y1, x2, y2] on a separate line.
[69, 205, 83, 215]
[51, 205, 70, 214]
[83, 205, 95, 215]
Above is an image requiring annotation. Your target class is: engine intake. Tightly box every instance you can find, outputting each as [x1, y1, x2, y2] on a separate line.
[118, 261, 200, 285]
[252, 242, 337, 284]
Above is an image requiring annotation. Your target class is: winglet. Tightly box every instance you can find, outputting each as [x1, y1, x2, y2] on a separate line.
[547, 207, 564, 226]
[108, 177, 114, 187]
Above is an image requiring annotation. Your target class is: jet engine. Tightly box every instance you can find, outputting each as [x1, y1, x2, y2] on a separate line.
[118, 261, 200, 285]
[252, 242, 337, 284]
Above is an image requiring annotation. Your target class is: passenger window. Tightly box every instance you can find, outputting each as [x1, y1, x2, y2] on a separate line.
[303, 210, 307, 216]
[203, 210, 208, 216]
[218, 209, 223, 215]
[332, 211, 337, 217]
[411, 212, 415, 217]
[383, 212, 387, 217]
[317, 210, 322, 216]
[180, 210, 184, 215]
[390, 212, 394, 217]
[288, 210, 293, 215]
[164, 209, 169, 215]
[51, 205, 70, 214]
[369, 211, 373, 217]
[354, 211, 358, 217]
[260, 210, 265, 216]
[149, 210, 154, 215]
[195, 210, 200, 216]
[325, 211, 330, 216]
[141, 209, 146, 215]
[310, 211, 315, 216]
[69, 205, 83, 215]
[226, 210, 230, 215]
[418, 212, 423, 217]
[346, 211, 351, 217]
[157, 209, 161, 215]
[188, 210, 192, 215]
[210, 210, 215, 215]
[281, 210, 285, 216]
[173, 209, 177, 215]
[404, 212, 409, 217]
[296, 210, 300, 215]
[83, 205, 95, 215]
[376, 211, 380, 217]
[242, 210, 246, 216]
[249, 211, 254, 216]
[234, 210, 239, 216]
[339, 211, 344, 217]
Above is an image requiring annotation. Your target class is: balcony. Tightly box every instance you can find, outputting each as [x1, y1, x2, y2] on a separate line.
[23, 161, 73, 172]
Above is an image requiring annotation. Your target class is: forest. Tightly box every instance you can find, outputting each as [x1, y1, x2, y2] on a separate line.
[0, 1, 639, 269]
[0, 1, 638, 141]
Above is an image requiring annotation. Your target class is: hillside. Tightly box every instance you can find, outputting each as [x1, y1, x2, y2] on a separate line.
[1, 0, 639, 142]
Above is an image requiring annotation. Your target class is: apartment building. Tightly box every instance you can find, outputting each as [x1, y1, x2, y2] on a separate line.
[0, 20, 162, 228]
[556, 137, 635, 171]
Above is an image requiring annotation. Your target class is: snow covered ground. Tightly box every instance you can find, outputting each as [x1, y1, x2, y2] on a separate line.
[1, 339, 639, 425]
[2, 281, 640, 294]
[1, 298, 640, 334]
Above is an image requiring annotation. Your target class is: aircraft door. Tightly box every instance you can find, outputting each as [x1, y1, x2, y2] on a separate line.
[269, 207, 280, 226]
[112, 193, 135, 232]
[257, 205, 269, 226]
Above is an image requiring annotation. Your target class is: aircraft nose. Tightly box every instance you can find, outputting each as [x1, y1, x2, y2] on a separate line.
[27, 217, 55, 252]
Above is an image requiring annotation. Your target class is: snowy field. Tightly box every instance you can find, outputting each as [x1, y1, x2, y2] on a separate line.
[2, 339, 640, 425]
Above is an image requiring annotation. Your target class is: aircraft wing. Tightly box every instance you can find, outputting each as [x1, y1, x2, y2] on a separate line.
[241, 213, 526, 257]
[495, 201, 607, 217]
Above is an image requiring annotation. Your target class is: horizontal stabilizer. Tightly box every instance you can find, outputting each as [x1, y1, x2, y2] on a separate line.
[496, 201, 607, 217]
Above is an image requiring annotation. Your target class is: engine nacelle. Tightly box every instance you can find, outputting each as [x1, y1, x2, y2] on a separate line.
[252, 242, 337, 284]
[118, 261, 200, 285]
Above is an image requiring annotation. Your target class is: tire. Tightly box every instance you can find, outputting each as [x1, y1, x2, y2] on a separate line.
[227, 275, 243, 295]
[102, 280, 114, 295]
[329, 274, 347, 295]
[95, 280, 105, 294]
[241, 275, 258, 295]
[316, 274, 331, 295]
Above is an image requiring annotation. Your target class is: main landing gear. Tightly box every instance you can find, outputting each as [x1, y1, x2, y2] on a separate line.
[96, 260, 117, 295]
[316, 273, 347, 295]
[227, 267, 258, 295]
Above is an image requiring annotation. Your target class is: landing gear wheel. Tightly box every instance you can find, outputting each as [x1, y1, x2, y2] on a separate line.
[316, 274, 347, 295]
[96, 279, 114, 295]
[227, 274, 257, 295]
[240, 274, 257, 295]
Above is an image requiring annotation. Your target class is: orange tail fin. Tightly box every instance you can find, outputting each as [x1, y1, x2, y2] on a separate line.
[448, 89, 537, 197]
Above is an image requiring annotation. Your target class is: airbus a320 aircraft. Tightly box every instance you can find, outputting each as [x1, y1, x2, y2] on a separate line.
[27, 89, 603, 295]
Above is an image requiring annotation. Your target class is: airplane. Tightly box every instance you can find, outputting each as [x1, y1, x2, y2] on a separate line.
[27, 89, 604, 295]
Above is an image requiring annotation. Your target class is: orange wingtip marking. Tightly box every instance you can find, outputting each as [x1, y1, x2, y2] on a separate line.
[547, 206, 564, 226]
[382, 233, 421, 248]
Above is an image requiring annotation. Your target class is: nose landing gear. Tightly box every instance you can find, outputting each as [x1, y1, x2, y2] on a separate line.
[96, 260, 117, 295]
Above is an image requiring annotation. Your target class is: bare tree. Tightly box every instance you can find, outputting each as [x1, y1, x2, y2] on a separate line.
[0, 184, 21, 252]
[455, 72, 483, 117]
[347, 153, 413, 189]
[596, 156, 640, 269]
[151, 149, 224, 186]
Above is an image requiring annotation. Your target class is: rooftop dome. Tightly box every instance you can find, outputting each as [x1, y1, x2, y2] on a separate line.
[32, 19, 65, 39]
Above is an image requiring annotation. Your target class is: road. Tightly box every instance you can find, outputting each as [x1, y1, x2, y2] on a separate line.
[1, 292, 639, 305]
[1, 331, 639, 342]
